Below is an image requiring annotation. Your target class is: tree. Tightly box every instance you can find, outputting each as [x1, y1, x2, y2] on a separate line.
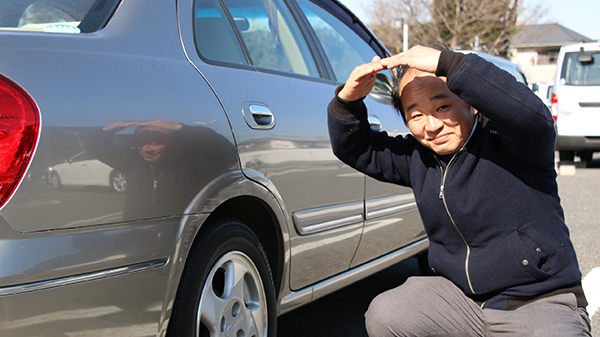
[365, 0, 544, 56]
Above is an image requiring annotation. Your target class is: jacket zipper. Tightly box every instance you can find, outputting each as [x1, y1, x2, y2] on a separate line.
[437, 150, 476, 295]
[151, 165, 166, 207]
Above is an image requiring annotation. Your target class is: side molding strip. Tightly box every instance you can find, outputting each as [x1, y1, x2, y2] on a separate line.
[0, 258, 169, 297]
[278, 238, 429, 314]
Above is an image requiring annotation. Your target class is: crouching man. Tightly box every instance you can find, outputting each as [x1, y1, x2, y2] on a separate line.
[327, 45, 591, 336]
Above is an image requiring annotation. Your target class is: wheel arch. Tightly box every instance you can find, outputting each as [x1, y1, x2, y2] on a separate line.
[160, 171, 290, 335]
[206, 195, 285, 294]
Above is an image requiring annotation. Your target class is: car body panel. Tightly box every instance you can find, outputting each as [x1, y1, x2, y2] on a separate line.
[554, 43, 600, 137]
[0, 0, 237, 232]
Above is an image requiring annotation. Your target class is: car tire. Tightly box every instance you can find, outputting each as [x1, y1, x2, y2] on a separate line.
[110, 171, 127, 193]
[578, 151, 593, 165]
[167, 218, 277, 337]
[49, 171, 62, 190]
[559, 150, 575, 162]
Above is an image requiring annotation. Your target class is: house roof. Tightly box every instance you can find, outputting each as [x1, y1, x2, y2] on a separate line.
[511, 23, 594, 48]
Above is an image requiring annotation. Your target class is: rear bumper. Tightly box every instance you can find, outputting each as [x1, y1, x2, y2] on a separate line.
[556, 135, 600, 151]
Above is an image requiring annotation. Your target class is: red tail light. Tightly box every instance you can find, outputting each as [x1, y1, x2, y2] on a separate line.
[550, 93, 558, 121]
[0, 74, 40, 209]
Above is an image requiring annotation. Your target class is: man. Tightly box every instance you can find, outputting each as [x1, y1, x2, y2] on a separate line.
[328, 45, 591, 336]
[84, 119, 236, 220]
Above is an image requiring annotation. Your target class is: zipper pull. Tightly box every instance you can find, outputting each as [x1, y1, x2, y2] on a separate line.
[439, 185, 444, 199]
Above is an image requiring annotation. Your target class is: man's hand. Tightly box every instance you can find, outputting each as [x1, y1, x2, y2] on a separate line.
[102, 121, 139, 133]
[380, 45, 441, 74]
[338, 56, 385, 102]
[138, 119, 183, 133]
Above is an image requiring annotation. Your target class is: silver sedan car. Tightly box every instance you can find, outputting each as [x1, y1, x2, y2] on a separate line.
[0, 0, 427, 335]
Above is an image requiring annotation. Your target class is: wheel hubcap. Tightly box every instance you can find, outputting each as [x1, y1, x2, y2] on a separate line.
[112, 172, 127, 192]
[197, 251, 268, 337]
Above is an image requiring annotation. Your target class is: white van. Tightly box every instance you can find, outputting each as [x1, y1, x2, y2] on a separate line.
[552, 42, 600, 164]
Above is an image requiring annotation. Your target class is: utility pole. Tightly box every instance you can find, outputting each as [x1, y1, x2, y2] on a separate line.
[391, 18, 409, 52]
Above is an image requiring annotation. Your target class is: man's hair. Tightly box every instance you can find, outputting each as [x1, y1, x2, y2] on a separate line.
[391, 42, 450, 125]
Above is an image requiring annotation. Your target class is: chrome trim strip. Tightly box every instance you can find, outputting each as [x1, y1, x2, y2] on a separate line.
[298, 214, 363, 235]
[292, 201, 363, 235]
[292, 194, 418, 235]
[365, 194, 416, 220]
[278, 238, 429, 314]
[0, 259, 169, 297]
[367, 202, 417, 219]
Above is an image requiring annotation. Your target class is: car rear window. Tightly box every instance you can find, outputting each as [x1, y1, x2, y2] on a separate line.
[0, 0, 120, 33]
[560, 51, 600, 86]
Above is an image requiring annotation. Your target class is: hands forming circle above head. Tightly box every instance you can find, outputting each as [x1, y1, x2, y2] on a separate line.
[338, 46, 442, 102]
[380, 46, 441, 73]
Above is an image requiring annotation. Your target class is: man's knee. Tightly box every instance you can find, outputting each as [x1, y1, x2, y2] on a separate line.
[364, 277, 483, 337]
[365, 292, 399, 337]
[364, 278, 430, 336]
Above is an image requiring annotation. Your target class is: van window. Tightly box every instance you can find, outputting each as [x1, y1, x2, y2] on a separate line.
[560, 51, 600, 86]
[0, 0, 120, 33]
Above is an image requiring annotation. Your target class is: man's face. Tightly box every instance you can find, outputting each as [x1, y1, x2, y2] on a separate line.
[135, 126, 176, 163]
[137, 141, 171, 163]
[400, 68, 477, 156]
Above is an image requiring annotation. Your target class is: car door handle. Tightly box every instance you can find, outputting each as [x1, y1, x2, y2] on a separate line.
[242, 101, 275, 129]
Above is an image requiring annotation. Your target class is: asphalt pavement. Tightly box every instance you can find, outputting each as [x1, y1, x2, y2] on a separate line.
[277, 156, 600, 337]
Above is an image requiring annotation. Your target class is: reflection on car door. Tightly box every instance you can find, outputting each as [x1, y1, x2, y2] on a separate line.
[185, 0, 365, 290]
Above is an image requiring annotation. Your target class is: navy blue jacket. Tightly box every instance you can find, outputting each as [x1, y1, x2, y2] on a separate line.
[328, 50, 584, 310]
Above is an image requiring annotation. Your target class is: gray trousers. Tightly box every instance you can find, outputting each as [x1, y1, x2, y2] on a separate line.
[365, 276, 592, 337]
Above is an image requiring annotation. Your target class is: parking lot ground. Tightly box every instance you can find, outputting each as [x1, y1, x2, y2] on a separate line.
[277, 258, 421, 336]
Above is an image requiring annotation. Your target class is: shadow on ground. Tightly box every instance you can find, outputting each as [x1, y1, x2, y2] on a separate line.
[277, 258, 421, 337]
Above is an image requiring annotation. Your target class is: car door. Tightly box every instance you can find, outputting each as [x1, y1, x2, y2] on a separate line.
[293, 0, 426, 268]
[180, 0, 367, 290]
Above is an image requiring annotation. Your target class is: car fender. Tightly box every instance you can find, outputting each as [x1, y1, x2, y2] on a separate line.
[158, 169, 292, 332]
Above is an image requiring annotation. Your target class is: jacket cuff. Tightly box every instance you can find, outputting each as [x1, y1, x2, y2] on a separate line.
[328, 84, 368, 120]
[436, 49, 468, 82]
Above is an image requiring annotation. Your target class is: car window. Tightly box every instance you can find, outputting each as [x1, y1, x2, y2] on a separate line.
[72, 152, 93, 162]
[561, 51, 600, 86]
[194, 0, 319, 77]
[0, 0, 120, 33]
[296, 0, 393, 92]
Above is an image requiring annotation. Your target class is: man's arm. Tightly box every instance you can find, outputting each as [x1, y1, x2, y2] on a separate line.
[328, 57, 414, 187]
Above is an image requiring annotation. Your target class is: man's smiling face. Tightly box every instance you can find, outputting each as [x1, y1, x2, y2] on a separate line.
[400, 68, 477, 156]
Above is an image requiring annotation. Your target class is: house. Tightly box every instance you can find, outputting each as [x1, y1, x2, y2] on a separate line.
[509, 23, 594, 83]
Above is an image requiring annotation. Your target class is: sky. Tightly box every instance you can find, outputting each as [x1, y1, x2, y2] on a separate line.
[339, 0, 600, 41]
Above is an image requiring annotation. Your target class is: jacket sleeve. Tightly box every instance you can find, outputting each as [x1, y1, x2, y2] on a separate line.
[438, 50, 556, 167]
[327, 86, 415, 187]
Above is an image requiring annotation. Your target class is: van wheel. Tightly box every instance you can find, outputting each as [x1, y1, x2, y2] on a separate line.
[578, 151, 593, 165]
[559, 150, 575, 162]
[167, 218, 276, 337]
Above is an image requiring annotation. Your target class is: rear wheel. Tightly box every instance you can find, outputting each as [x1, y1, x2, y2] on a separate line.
[167, 218, 276, 337]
